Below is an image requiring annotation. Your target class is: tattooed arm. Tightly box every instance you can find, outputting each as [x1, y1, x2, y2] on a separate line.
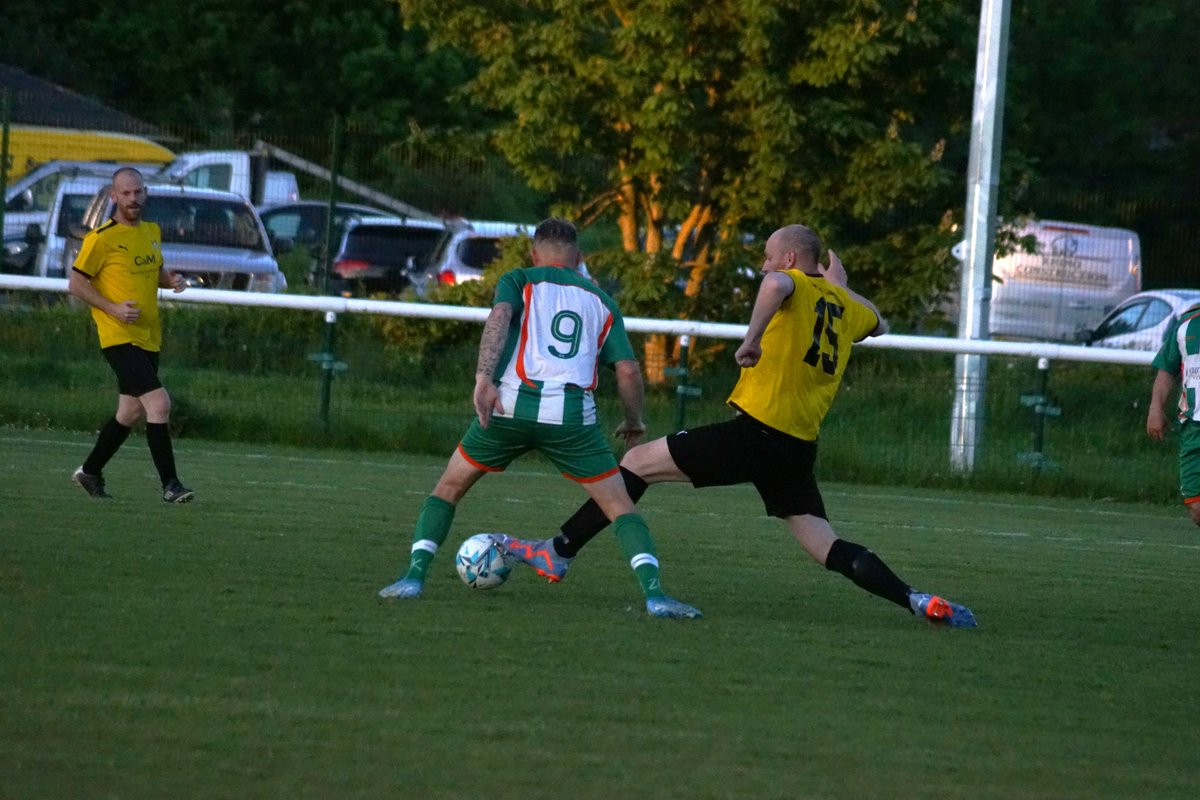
[473, 302, 514, 428]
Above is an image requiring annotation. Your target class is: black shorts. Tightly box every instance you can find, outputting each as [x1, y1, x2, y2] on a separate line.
[102, 343, 162, 397]
[666, 413, 826, 520]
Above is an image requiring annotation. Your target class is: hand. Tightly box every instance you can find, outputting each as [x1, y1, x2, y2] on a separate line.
[820, 249, 848, 287]
[168, 272, 187, 293]
[734, 341, 761, 368]
[614, 419, 646, 449]
[1147, 407, 1168, 441]
[473, 377, 504, 429]
[113, 300, 140, 324]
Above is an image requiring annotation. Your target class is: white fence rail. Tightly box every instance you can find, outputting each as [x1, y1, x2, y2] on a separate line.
[0, 275, 1154, 367]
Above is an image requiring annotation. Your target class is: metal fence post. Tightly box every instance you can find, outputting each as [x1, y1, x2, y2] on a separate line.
[319, 115, 342, 294]
[310, 310, 348, 432]
[663, 334, 702, 431]
[0, 89, 10, 240]
[1019, 356, 1061, 469]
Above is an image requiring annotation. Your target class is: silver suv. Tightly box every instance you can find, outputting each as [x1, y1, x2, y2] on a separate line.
[425, 219, 592, 290]
[74, 182, 287, 292]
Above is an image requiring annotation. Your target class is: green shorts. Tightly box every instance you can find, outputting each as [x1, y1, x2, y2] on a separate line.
[1179, 421, 1200, 503]
[458, 416, 620, 482]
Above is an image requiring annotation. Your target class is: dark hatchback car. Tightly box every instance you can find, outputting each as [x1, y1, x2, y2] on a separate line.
[258, 200, 390, 252]
[326, 216, 450, 296]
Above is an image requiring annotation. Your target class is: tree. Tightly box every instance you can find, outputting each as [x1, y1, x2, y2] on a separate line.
[397, 0, 980, 331]
[1004, 0, 1200, 286]
[0, 0, 475, 139]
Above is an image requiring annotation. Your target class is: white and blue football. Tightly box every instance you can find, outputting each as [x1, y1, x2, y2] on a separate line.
[454, 533, 513, 590]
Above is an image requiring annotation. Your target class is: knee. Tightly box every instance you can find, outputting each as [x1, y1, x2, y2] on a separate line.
[116, 400, 144, 426]
[143, 390, 172, 421]
[1187, 502, 1200, 527]
[618, 444, 646, 470]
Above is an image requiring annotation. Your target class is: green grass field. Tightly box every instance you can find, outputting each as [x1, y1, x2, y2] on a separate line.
[2, 428, 1197, 799]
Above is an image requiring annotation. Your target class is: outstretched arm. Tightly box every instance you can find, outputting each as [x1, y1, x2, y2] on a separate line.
[473, 302, 513, 428]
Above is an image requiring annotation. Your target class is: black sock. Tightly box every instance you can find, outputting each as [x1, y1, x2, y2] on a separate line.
[555, 467, 650, 557]
[145, 422, 178, 488]
[824, 538, 913, 610]
[82, 417, 132, 476]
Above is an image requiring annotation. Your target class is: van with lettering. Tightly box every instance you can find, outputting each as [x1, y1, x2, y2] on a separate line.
[988, 219, 1141, 342]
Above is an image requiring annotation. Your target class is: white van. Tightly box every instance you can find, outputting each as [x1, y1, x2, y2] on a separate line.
[987, 219, 1141, 342]
[20, 174, 113, 278]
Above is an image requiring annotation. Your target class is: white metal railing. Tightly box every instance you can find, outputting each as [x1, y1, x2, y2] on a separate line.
[0, 274, 1154, 366]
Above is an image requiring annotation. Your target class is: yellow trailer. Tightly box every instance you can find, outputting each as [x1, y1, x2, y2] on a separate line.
[3, 125, 174, 180]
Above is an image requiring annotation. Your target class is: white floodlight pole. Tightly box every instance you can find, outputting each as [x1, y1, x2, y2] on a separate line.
[951, 0, 1012, 472]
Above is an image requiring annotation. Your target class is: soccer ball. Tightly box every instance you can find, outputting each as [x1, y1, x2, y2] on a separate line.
[454, 533, 513, 590]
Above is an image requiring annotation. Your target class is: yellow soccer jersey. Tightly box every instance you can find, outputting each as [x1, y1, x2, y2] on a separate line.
[72, 220, 165, 351]
[727, 268, 880, 441]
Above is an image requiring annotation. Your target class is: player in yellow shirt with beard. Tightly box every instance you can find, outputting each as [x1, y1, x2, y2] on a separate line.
[500, 223, 976, 626]
[68, 167, 194, 503]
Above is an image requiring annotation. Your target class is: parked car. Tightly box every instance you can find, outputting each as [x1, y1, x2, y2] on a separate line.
[424, 219, 593, 289]
[259, 200, 393, 283]
[1083, 289, 1200, 351]
[326, 216, 449, 296]
[14, 173, 113, 278]
[4, 160, 152, 239]
[259, 200, 391, 252]
[427, 220, 531, 287]
[73, 182, 287, 293]
[3, 228, 40, 274]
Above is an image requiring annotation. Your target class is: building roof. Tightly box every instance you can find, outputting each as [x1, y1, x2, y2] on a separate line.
[0, 63, 164, 137]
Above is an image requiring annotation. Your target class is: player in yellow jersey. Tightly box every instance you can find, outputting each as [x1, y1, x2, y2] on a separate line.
[68, 167, 195, 503]
[500, 223, 976, 627]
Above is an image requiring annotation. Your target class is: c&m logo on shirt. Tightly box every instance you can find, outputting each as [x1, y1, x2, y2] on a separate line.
[135, 252, 159, 267]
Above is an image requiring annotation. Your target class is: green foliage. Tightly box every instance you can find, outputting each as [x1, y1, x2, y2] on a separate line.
[6, 0, 1199, 303]
[586, 248, 685, 319]
[0, 1, 473, 137]
[397, 0, 979, 325]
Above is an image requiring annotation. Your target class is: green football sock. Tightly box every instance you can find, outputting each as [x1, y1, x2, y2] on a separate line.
[403, 495, 456, 581]
[613, 513, 664, 599]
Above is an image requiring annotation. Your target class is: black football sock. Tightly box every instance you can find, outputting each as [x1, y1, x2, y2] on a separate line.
[824, 538, 913, 610]
[145, 422, 179, 488]
[82, 417, 132, 476]
[555, 467, 650, 557]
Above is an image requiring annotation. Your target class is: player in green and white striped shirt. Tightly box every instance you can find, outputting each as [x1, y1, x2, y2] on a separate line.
[378, 218, 700, 618]
[1147, 303, 1200, 525]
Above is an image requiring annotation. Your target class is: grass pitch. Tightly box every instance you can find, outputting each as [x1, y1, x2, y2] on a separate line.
[1, 428, 1197, 799]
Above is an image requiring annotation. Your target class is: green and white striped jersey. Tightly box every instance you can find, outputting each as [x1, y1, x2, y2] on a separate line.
[490, 265, 635, 426]
[1152, 304, 1200, 423]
